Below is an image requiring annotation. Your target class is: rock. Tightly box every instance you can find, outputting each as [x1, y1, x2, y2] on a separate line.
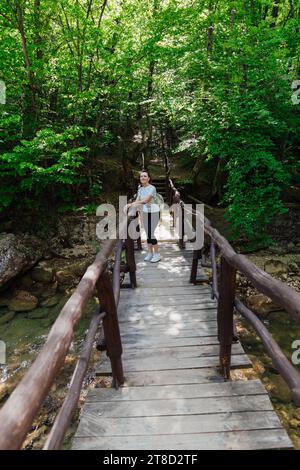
[57, 246, 92, 259]
[293, 409, 300, 421]
[268, 245, 283, 254]
[201, 268, 212, 282]
[252, 358, 266, 375]
[289, 431, 300, 450]
[43, 252, 54, 260]
[48, 237, 63, 257]
[0, 382, 12, 402]
[40, 318, 52, 327]
[57, 219, 71, 244]
[0, 310, 15, 325]
[31, 281, 58, 299]
[0, 296, 9, 307]
[31, 264, 54, 283]
[246, 293, 280, 317]
[41, 281, 58, 298]
[40, 295, 60, 308]
[7, 290, 38, 312]
[278, 409, 290, 424]
[20, 274, 35, 289]
[288, 262, 300, 273]
[290, 419, 300, 429]
[264, 259, 288, 276]
[270, 375, 292, 403]
[236, 273, 249, 286]
[55, 270, 76, 284]
[27, 307, 49, 319]
[287, 242, 295, 251]
[27, 424, 48, 447]
[240, 334, 259, 347]
[0, 233, 45, 289]
[55, 259, 91, 285]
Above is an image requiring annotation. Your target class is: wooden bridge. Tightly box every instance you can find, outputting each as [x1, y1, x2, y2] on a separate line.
[72, 243, 291, 450]
[0, 178, 299, 450]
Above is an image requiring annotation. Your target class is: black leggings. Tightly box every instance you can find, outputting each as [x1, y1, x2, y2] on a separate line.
[142, 211, 160, 245]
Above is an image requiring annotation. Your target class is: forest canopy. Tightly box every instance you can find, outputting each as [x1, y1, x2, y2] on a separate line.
[0, 0, 299, 245]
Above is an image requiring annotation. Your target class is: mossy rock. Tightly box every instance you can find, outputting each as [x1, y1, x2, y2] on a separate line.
[264, 259, 288, 276]
[40, 295, 60, 308]
[288, 261, 299, 273]
[27, 307, 49, 319]
[290, 418, 300, 429]
[0, 233, 45, 289]
[55, 270, 77, 284]
[40, 318, 53, 328]
[68, 260, 91, 277]
[246, 293, 280, 317]
[55, 260, 90, 285]
[270, 375, 292, 403]
[0, 310, 15, 325]
[31, 265, 54, 283]
[0, 382, 12, 402]
[0, 296, 9, 308]
[31, 281, 58, 299]
[8, 291, 38, 312]
[20, 274, 35, 289]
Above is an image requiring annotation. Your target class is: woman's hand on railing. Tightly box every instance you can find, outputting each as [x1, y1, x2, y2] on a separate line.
[124, 202, 141, 217]
[123, 203, 131, 215]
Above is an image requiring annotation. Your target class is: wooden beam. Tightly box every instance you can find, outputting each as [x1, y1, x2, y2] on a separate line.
[217, 256, 236, 379]
[97, 271, 124, 387]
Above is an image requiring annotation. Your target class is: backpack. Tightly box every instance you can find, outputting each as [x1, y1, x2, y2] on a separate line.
[153, 192, 165, 219]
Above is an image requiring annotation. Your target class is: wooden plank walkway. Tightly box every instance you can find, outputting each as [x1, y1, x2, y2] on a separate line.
[72, 243, 292, 450]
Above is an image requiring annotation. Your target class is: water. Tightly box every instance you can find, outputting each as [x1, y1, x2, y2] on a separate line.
[0, 293, 100, 449]
[237, 309, 300, 449]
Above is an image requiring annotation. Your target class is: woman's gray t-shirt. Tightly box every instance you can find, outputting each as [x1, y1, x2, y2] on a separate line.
[137, 184, 159, 213]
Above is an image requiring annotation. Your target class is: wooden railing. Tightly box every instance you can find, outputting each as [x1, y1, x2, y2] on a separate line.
[167, 178, 300, 405]
[0, 215, 137, 450]
[1, 179, 299, 450]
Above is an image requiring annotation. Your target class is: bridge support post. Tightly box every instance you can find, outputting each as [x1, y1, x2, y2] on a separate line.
[190, 249, 200, 284]
[210, 240, 218, 300]
[136, 222, 142, 251]
[179, 202, 185, 249]
[217, 256, 236, 380]
[96, 271, 124, 388]
[125, 237, 137, 288]
[134, 212, 142, 251]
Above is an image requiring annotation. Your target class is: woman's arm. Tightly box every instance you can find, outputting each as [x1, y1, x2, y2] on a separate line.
[130, 194, 153, 206]
[130, 186, 155, 206]
[124, 188, 154, 214]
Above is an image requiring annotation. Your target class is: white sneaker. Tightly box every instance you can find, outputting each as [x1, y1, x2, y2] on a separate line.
[150, 253, 161, 263]
[144, 252, 153, 261]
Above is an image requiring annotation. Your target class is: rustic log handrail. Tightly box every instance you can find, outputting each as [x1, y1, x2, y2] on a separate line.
[167, 177, 300, 405]
[0, 214, 137, 450]
[168, 179, 300, 321]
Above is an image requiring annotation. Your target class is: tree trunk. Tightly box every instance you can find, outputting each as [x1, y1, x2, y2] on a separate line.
[15, 2, 38, 137]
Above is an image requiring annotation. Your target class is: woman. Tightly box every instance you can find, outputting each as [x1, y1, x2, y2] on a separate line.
[126, 170, 161, 262]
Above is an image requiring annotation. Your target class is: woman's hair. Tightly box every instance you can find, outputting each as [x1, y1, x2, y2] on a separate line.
[139, 169, 152, 183]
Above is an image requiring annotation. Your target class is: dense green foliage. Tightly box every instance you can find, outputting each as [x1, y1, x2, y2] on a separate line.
[0, 0, 299, 245]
